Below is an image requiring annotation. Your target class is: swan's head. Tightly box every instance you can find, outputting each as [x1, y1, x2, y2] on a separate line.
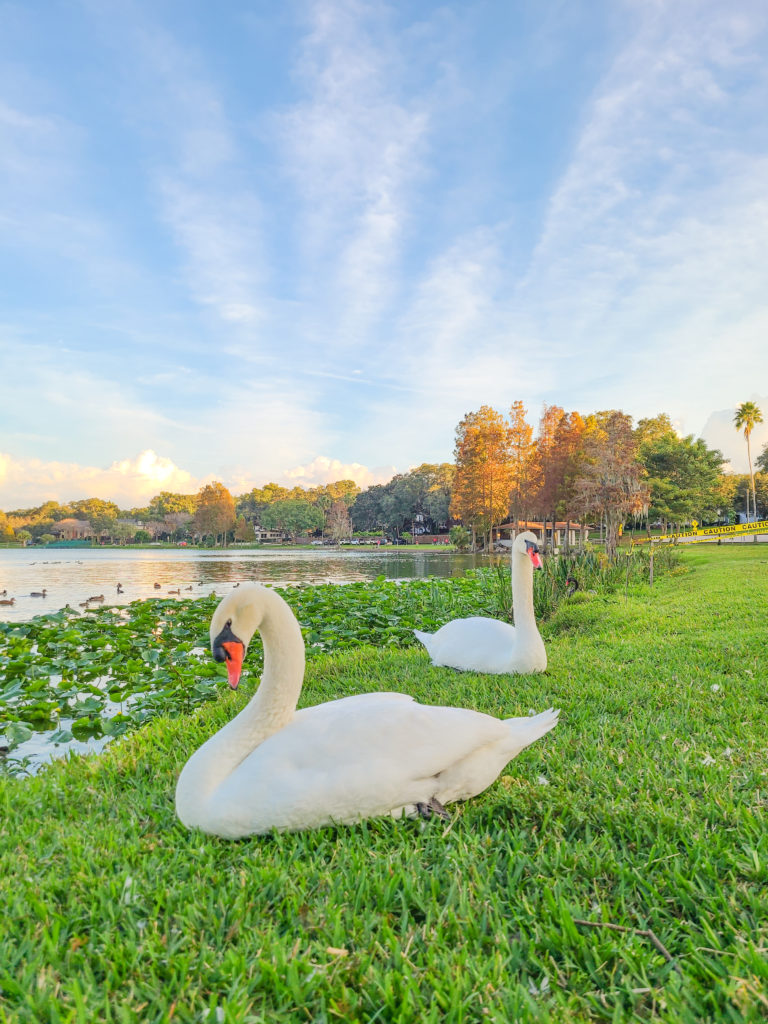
[210, 583, 268, 690]
[513, 530, 543, 569]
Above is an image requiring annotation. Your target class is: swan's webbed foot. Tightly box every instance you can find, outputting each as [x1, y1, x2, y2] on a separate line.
[415, 797, 450, 821]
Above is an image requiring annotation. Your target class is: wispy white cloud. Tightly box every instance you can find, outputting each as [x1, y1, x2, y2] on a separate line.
[0, 96, 132, 287]
[392, 228, 547, 399]
[275, 0, 429, 345]
[82, 3, 271, 335]
[156, 177, 266, 330]
[508, 0, 768, 432]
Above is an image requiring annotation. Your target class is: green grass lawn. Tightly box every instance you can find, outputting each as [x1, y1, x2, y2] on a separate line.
[1, 546, 767, 1023]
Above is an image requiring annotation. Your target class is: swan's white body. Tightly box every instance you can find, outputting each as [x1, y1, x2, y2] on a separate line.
[175, 583, 558, 837]
[414, 531, 547, 674]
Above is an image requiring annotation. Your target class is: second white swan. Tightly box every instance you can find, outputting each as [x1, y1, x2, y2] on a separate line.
[175, 583, 558, 837]
[413, 530, 547, 674]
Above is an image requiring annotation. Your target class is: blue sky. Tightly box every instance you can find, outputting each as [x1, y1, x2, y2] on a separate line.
[1, 0, 767, 509]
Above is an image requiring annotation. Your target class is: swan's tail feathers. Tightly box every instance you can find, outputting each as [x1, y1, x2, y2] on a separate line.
[413, 629, 434, 651]
[507, 707, 560, 750]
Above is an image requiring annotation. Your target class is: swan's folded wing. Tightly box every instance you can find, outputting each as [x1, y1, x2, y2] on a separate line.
[254, 692, 508, 781]
[424, 617, 518, 672]
[214, 694, 514, 833]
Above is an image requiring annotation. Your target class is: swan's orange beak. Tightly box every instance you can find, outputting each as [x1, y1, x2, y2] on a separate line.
[528, 548, 543, 570]
[221, 641, 244, 689]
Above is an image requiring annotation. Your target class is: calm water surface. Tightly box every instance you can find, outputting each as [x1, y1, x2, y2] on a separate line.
[0, 546, 496, 623]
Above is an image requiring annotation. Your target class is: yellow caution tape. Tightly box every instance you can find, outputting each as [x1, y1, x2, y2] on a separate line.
[634, 519, 768, 543]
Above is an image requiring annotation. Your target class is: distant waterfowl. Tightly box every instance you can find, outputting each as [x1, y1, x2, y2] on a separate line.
[0, 598, 15, 606]
[30, 590, 47, 598]
[184, 586, 193, 591]
[414, 531, 547, 674]
[168, 589, 181, 595]
[87, 595, 104, 603]
[175, 583, 559, 837]
[154, 582, 161, 589]
[0, 590, 6, 596]
[117, 583, 124, 594]
[565, 576, 579, 597]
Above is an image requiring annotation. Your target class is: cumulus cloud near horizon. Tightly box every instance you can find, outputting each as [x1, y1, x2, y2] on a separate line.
[282, 456, 397, 490]
[0, 450, 398, 511]
[0, 450, 209, 510]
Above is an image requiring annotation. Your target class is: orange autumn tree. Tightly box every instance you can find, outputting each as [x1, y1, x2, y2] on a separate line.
[528, 405, 588, 546]
[530, 404, 565, 540]
[571, 411, 649, 560]
[451, 405, 514, 550]
[194, 482, 236, 546]
[508, 400, 537, 530]
[551, 410, 587, 542]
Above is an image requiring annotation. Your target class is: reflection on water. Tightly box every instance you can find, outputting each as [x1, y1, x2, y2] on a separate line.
[0, 546, 499, 622]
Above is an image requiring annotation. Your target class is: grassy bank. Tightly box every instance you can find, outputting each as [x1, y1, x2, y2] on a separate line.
[1, 546, 767, 1022]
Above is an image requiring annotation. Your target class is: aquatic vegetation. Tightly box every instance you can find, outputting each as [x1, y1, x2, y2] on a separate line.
[0, 551, 680, 771]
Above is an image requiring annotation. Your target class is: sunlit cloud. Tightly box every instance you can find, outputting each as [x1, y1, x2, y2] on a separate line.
[0, 448, 400, 511]
[0, 450, 208, 509]
[283, 456, 396, 489]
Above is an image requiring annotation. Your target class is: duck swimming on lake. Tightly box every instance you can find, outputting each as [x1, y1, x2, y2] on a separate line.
[175, 583, 559, 837]
[30, 590, 47, 598]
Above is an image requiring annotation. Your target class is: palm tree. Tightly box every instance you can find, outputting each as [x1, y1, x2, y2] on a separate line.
[734, 401, 763, 522]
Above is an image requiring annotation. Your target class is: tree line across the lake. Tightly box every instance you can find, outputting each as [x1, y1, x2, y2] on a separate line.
[2, 402, 765, 555]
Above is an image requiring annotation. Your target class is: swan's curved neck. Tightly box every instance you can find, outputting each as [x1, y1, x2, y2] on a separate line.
[176, 589, 305, 817]
[242, 589, 306, 735]
[512, 554, 537, 633]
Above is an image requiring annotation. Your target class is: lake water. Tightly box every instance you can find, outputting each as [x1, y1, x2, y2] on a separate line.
[0, 546, 497, 623]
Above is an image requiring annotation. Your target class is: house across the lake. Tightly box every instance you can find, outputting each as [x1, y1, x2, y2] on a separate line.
[252, 525, 287, 542]
[495, 520, 587, 548]
[51, 518, 93, 541]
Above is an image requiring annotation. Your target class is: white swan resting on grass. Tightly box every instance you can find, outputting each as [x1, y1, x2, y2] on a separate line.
[414, 530, 547, 674]
[175, 583, 559, 837]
